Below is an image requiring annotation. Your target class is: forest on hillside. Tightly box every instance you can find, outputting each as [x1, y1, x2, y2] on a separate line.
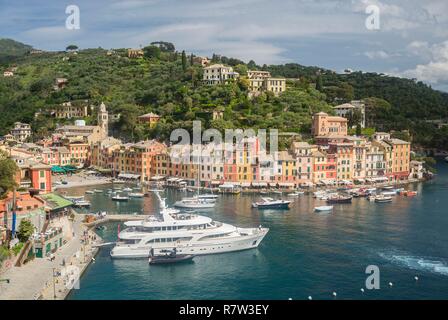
[1, 39, 448, 149]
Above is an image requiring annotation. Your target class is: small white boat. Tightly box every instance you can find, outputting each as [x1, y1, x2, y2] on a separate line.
[287, 192, 302, 197]
[271, 190, 283, 195]
[174, 198, 216, 209]
[73, 200, 91, 207]
[112, 195, 129, 202]
[123, 187, 133, 192]
[381, 191, 397, 196]
[375, 195, 393, 203]
[94, 189, 103, 193]
[197, 194, 219, 200]
[85, 190, 94, 195]
[129, 192, 144, 198]
[314, 206, 333, 212]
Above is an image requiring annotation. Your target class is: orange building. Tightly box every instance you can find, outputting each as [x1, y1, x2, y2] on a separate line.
[312, 112, 348, 137]
[387, 138, 411, 180]
[13, 157, 52, 193]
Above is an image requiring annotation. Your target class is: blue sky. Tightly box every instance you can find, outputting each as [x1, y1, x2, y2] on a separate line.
[2, 0, 448, 91]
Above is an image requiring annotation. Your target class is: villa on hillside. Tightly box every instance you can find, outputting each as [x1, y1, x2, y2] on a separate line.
[54, 101, 89, 119]
[332, 100, 366, 128]
[203, 64, 239, 85]
[247, 70, 286, 97]
[312, 112, 348, 137]
[138, 112, 161, 128]
[128, 49, 144, 58]
[10, 122, 32, 142]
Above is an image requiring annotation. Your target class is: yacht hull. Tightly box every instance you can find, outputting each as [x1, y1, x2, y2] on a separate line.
[110, 229, 268, 259]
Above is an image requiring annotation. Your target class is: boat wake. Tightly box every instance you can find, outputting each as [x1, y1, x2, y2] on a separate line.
[379, 251, 448, 276]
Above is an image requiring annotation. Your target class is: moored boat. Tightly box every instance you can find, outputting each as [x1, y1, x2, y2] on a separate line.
[374, 195, 393, 203]
[112, 195, 129, 202]
[326, 194, 352, 204]
[314, 206, 333, 212]
[252, 197, 291, 209]
[148, 248, 195, 265]
[129, 192, 144, 198]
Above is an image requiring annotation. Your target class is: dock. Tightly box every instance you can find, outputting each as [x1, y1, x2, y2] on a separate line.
[84, 214, 146, 227]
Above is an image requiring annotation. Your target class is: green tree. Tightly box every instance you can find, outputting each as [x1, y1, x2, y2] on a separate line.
[0, 150, 18, 199]
[356, 123, 362, 136]
[66, 44, 78, 51]
[181, 50, 187, 71]
[17, 219, 34, 243]
[143, 45, 161, 59]
[316, 75, 323, 92]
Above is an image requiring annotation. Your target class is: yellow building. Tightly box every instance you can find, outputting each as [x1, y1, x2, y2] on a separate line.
[387, 138, 411, 180]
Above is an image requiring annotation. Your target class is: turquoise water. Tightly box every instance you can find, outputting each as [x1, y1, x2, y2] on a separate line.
[67, 161, 448, 300]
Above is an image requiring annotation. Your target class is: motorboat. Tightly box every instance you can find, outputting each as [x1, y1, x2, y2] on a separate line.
[314, 206, 333, 212]
[73, 199, 91, 208]
[148, 188, 165, 192]
[197, 194, 219, 200]
[94, 189, 103, 193]
[110, 192, 268, 258]
[174, 197, 216, 209]
[252, 197, 291, 209]
[85, 190, 94, 195]
[112, 195, 129, 202]
[123, 187, 133, 192]
[64, 195, 85, 201]
[287, 192, 302, 197]
[374, 195, 393, 203]
[129, 192, 144, 198]
[148, 248, 195, 265]
[326, 194, 353, 204]
[381, 191, 398, 196]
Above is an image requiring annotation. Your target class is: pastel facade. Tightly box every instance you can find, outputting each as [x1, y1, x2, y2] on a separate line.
[55, 101, 88, 119]
[10, 122, 32, 142]
[203, 64, 239, 85]
[312, 112, 348, 137]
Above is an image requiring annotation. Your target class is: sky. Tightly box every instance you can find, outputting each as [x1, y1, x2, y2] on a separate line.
[1, 0, 448, 91]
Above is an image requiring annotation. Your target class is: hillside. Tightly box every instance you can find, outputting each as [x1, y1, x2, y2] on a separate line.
[0, 39, 33, 64]
[1, 41, 448, 149]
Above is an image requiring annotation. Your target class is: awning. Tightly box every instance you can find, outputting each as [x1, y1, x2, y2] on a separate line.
[252, 182, 268, 187]
[211, 180, 222, 185]
[371, 177, 388, 182]
[278, 182, 295, 187]
[241, 182, 251, 187]
[219, 184, 236, 188]
[118, 173, 141, 179]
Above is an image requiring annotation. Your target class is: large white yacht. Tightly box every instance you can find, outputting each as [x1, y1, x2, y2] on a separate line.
[110, 193, 269, 259]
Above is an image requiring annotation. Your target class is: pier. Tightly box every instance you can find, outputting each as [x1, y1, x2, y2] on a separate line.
[83, 214, 146, 228]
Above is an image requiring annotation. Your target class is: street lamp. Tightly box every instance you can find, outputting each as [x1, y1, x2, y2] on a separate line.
[52, 267, 57, 299]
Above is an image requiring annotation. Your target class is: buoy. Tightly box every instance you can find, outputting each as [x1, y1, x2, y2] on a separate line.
[360, 288, 365, 293]
[332, 291, 337, 297]
[414, 276, 419, 281]
[308, 296, 312, 300]
[388, 282, 393, 287]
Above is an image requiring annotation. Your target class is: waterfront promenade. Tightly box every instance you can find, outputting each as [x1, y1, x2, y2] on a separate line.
[0, 214, 100, 300]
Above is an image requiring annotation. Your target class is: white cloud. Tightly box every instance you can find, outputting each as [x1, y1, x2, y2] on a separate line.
[399, 41, 448, 85]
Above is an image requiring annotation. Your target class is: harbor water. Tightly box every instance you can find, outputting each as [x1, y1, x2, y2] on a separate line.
[67, 161, 448, 300]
